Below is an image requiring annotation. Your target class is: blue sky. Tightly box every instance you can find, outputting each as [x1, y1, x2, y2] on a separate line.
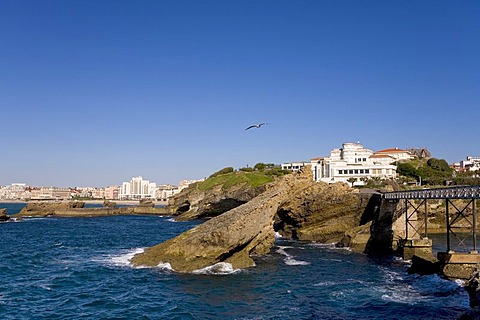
[1, 1, 479, 187]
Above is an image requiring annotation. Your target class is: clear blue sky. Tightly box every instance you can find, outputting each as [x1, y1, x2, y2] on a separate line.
[1, 0, 479, 187]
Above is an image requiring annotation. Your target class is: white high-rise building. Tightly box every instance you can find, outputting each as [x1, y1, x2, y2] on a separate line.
[119, 176, 157, 200]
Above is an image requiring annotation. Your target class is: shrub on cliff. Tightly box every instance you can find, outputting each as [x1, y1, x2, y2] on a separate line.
[396, 158, 454, 186]
[209, 167, 235, 178]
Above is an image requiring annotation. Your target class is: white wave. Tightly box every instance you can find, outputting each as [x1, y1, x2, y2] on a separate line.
[309, 242, 352, 251]
[157, 262, 174, 271]
[284, 257, 310, 266]
[276, 246, 310, 266]
[192, 262, 240, 275]
[167, 217, 177, 222]
[274, 232, 284, 239]
[100, 248, 145, 267]
[314, 281, 337, 287]
[379, 266, 404, 283]
[455, 279, 466, 286]
[309, 242, 337, 248]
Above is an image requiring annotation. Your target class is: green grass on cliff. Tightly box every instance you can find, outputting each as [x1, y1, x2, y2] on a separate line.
[197, 171, 275, 191]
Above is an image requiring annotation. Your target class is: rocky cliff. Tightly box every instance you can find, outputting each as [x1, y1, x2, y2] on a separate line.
[166, 175, 272, 221]
[131, 167, 384, 272]
[131, 167, 312, 271]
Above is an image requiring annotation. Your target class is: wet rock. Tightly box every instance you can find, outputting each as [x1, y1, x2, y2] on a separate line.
[0, 208, 10, 222]
[407, 254, 441, 275]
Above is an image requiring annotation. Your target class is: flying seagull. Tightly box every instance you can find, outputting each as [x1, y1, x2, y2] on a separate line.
[245, 122, 269, 131]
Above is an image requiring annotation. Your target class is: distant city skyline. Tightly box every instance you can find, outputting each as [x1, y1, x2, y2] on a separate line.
[1, 1, 479, 187]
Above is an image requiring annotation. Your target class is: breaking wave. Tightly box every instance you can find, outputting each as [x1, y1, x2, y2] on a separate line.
[276, 246, 310, 266]
[192, 262, 240, 275]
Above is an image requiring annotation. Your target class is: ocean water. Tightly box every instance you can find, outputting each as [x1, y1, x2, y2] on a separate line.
[0, 203, 471, 319]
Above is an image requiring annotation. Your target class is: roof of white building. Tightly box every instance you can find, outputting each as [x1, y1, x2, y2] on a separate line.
[375, 147, 411, 153]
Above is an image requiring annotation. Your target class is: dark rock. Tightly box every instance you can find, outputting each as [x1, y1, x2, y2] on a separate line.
[466, 267, 480, 308]
[407, 254, 441, 275]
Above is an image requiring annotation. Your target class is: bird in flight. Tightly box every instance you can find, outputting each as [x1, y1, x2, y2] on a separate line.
[245, 122, 269, 130]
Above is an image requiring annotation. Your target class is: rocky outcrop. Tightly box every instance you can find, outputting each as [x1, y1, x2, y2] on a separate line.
[274, 184, 376, 243]
[16, 201, 169, 217]
[131, 167, 381, 272]
[18, 201, 86, 217]
[131, 167, 314, 271]
[166, 178, 271, 221]
[103, 200, 117, 208]
[0, 208, 10, 222]
[139, 199, 155, 208]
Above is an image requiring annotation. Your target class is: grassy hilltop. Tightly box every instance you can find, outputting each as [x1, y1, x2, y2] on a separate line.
[197, 164, 291, 192]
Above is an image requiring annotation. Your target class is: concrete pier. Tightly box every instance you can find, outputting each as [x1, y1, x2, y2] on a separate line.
[438, 252, 480, 280]
[399, 238, 433, 261]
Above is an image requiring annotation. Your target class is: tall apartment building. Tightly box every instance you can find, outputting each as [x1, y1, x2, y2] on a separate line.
[119, 176, 156, 200]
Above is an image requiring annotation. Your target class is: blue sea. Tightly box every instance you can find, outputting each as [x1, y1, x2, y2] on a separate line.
[0, 203, 471, 319]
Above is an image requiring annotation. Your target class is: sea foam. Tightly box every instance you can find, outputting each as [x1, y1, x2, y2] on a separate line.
[110, 248, 145, 267]
[276, 246, 310, 266]
[192, 262, 240, 275]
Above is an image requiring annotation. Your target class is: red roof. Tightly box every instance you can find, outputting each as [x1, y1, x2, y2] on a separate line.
[376, 148, 409, 153]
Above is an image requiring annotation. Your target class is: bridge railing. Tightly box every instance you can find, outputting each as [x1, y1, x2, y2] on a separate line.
[382, 185, 480, 253]
[383, 185, 480, 200]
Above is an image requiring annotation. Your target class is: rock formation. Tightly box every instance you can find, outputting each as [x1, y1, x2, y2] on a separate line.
[166, 176, 271, 221]
[131, 167, 383, 272]
[131, 167, 313, 271]
[0, 208, 10, 222]
[139, 199, 155, 208]
[18, 201, 86, 217]
[274, 184, 376, 243]
[16, 201, 169, 217]
[103, 200, 117, 208]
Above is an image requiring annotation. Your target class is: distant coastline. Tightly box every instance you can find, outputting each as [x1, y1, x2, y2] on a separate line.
[0, 199, 168, 206]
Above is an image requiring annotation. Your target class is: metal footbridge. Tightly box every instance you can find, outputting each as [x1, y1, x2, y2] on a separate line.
[382, 185, 480, 253]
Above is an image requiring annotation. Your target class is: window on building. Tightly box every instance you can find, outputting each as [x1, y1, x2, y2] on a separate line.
[365, 169, 370, 174]
[354, 170, 359, 174]
[349, 170, 353, 174]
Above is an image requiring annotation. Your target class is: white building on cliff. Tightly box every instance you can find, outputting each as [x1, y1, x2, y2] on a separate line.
[310, 142, 397, 186]
[311, 142, 397, 185]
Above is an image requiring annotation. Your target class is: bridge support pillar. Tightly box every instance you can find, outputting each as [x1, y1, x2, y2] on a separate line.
[438, 252, 480, 280]
[399, 238, 433, 261]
